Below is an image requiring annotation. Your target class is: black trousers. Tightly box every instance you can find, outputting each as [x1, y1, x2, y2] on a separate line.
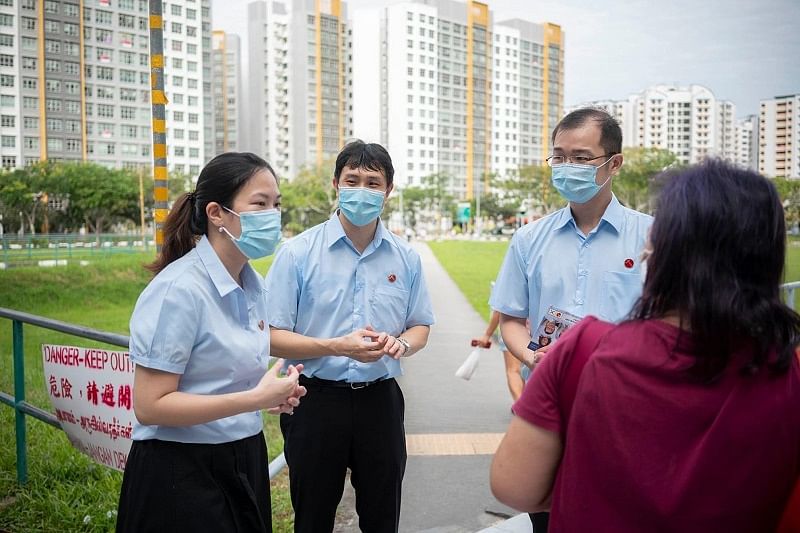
[116, 433, 271, 533]
[529, 512, 550, 532]
[281, 377, 406, 533]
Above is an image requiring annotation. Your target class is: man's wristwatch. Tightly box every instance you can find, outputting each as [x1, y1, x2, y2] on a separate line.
[397, 337, 411, 356]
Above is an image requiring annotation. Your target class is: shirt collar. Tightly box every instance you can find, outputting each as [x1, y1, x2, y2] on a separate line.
[553, 194, 624, 234]
[196, 235, 244, 298]
[601, 194, 624, 233]
[326, 210, 386, 250]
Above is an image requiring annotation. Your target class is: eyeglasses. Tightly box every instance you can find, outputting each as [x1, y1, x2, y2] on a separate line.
[545, 153, 616, 167]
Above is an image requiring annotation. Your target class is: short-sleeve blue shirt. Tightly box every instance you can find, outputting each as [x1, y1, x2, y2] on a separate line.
[490, 195, 653, 327]
[129, 236, 270, 444]
[265, 213, 435, 383]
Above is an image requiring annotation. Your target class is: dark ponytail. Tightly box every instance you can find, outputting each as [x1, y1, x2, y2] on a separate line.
[146, 152, 276, 275]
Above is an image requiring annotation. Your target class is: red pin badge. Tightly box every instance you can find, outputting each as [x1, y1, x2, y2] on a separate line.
[258, 320, 265, 331]
[388, 274, 397, 283]
[624, 258, 634, 269]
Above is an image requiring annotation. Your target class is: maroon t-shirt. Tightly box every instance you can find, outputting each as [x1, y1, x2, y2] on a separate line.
[514, 318, 800, 532]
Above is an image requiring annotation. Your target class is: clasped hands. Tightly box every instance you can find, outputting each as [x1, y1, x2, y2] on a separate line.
[334, 325, 407, 363]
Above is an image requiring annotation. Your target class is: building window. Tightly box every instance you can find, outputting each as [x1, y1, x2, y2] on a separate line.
[98, 104, 114, 117]
[119, 14, 135, 28]
[96, 10, 112, 24]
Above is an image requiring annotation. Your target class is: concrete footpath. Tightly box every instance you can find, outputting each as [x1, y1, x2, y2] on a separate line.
[396, 241, 528, 533]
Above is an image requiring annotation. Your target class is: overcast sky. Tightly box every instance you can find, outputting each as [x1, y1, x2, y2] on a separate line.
[212, 0, 800, 117]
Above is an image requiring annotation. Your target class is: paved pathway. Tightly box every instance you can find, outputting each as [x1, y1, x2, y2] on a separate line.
[333, 241, 529, 532]
[396, 241, 527, 533]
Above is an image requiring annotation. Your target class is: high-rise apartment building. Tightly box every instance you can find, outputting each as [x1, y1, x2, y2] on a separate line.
[212, 31, 242, 154]
[571, 84, 736, 165]
[759, 94, 799, 179]
[352, 0, 563, 198]
[491, 19, 562, 179]
[0, 0, 213, 177]
[247, 0, 352, 179]
[162, 0, 214, 176]
[0, 0, 152, 169]
[734, 114, 757, 171]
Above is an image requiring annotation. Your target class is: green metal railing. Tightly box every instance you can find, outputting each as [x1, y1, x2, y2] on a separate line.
[0, 308, 129, 484]
[4, 282, 800, 485]
[0, 233, 153, 268]
[0, 307, 287, 485]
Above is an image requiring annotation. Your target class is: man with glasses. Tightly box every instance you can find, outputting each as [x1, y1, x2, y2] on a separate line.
[490, 108, 652, 532]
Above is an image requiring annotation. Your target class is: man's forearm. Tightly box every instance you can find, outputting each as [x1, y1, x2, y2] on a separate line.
[399, 325, 430, 357]
[499, 314, 534, 367]
[269, 328, 340, 359]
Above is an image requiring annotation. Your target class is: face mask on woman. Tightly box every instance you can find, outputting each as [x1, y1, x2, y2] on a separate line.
[338, 187, 386, 226]
[220, 207, 282, 259]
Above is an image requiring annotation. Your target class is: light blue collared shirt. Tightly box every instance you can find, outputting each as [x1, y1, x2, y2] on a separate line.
[129, 236, 270, 444]
[266, 213, 435, 382]
[490, 195, 653, 327]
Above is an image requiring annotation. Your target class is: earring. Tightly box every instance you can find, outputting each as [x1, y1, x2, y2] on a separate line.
[218, 226, 224, 233]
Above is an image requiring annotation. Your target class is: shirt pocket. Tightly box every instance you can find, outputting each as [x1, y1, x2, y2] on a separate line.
[600, 270, 642, 322]
[370, 286, 410, 336]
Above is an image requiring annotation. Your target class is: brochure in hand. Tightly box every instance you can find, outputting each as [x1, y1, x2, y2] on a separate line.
[527, 306, 583, 351]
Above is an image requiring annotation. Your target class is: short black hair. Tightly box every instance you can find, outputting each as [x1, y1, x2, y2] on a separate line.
[334, 140, 394, 187]
[552, 108, 622, 155]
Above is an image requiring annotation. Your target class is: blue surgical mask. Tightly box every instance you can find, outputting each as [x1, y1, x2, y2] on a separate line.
[551, 157, 614, 204]
[338, 187, 386, 226]
[220, 207, 282, 259]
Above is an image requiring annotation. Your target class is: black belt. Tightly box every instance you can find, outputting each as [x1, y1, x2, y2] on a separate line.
[299, 375, 389, 390]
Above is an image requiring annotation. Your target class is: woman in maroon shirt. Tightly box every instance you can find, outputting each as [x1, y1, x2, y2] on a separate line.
[491, 159, 800, 532]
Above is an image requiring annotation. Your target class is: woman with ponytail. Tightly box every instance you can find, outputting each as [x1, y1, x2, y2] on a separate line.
[116, 153, 306, 533]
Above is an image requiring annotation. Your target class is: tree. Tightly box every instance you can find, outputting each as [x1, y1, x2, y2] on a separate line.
[773, 177, 800, 230]
[385, 173, 457, 232]
[614, 147, 680, 213]
[279, 162, 337, 235]
[0, 162, 59, 234]
[61, 163, 140, 236]
[168, 169, 193, 201]
[493, 164, 561, 219]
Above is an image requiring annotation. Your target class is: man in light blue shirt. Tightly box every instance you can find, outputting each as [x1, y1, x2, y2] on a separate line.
[490, 108, 652, 532]
[266, 141, 434, 532]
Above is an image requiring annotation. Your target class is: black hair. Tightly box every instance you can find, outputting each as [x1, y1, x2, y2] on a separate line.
[147, 152, 275, 274]
[631, 159, 800, 382]
[334, 140, 394, 187]
[551, 107, 623, 155]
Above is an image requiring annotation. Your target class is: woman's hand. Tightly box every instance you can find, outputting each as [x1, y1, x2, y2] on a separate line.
[251, 360, 306, 411]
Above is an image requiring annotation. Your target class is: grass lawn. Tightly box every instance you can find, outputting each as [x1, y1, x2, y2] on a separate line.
[0, 251, 292, 532]
[427, 240, 510, 321]
[428, 237, 800, 321]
